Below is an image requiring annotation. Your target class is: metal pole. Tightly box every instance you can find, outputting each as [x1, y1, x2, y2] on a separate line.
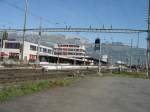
[36, 18, 42, 66]
[74, 38, 79, 65]
[110, 37, 113, 73]
[136, 32, 140, 72]
[98, 38, 101, 73]
[146, 51, 149, 77]
[57, 43, 60, 64]
[83, 46, 86, 66]
[74, 43, 76, 65]
[21, 0, 28, 62]
[146, 0, 150, 77]
[120, 52, 123, 72]
[98, 43, 100, 72]
[84, 53, 86, 66]
[130, 39, 133, 71]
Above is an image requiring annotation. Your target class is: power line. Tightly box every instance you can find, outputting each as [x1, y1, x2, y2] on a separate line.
[0, 0, 64, 26]
[0, 27, 146, 34]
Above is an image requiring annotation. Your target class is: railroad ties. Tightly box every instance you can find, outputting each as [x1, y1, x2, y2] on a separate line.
[0, 68, 97, 84]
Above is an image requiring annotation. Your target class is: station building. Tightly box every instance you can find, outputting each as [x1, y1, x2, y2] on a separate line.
[54, 44, 86, 58]
[0, 39, 95, 65]
[0, 39, 54, 62]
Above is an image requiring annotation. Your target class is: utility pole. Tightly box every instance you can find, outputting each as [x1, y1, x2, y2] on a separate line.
[146, 0, 150, 77]
[130, 39, 133, 71]
[36, 17, 42, 66]
[74, 38, 80, 66]
[21, 0, 28, 62]
[110, 37, 113, 70]
[84, 52, 86, 66]
[97, 34, 101, 75]
[82, 43, 86, 66]
[99, 39, 102, 73]
[57, 43, 60, 64]
[136, 32, 140, 72]
[74, 40, 76, 65]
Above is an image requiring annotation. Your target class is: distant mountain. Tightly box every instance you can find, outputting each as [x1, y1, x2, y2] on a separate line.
[86, 42, 146, 65]
[0, 32, 90, 47]
[0, 32, 146, 65]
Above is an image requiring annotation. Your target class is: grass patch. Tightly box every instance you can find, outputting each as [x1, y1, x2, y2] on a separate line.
[112, 71, 147, 78]
[0, 78, 77, 103]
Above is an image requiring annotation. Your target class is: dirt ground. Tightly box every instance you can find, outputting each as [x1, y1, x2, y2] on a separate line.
[0, 76, 150, 112]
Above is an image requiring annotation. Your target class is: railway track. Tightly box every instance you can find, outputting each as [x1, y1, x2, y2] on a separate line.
[0, 69, 97, 84]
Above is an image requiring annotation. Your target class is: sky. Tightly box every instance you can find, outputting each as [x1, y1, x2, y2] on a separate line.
[0, 0, 148, 48]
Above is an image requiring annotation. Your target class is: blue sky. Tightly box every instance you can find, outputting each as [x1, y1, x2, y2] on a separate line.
[0, 0, 148, 48]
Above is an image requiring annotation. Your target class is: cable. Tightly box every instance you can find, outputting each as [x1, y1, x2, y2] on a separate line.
[0, 0, 64, 26]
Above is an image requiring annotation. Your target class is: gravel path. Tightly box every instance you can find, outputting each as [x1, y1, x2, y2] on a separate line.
[0, 77, 150, 112]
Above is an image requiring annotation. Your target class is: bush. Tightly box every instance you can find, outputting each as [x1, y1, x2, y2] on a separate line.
[113, 71, 146, 78]
[0, 78, 76, 102]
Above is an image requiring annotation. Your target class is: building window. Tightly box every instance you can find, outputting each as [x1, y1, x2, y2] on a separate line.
[68, 52, 74, 55]
[48, 49, 51, 54]
[43, 48, 47, 53]
[62, 52, 67, 55]
[30, 45, 37, 51]
[5, 42, 20, 49]
[76, 49, 80, 51]
[76, 53, 83, 56]
[68, 48, 74, 51]
[29, 54, 37, 61]
[9, 52, 19, 60]
[40, 47, 42, 52]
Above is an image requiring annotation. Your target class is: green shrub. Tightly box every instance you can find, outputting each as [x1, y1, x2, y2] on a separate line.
[113, 71, 146, 78]
[0, 78, 76, 102]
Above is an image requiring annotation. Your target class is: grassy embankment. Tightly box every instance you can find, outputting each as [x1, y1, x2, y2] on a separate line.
[113, 71, 148, 78]
[0, 78, 78, 103]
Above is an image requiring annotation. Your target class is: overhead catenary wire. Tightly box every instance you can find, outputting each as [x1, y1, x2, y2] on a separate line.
[0, 0, 64, 26]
